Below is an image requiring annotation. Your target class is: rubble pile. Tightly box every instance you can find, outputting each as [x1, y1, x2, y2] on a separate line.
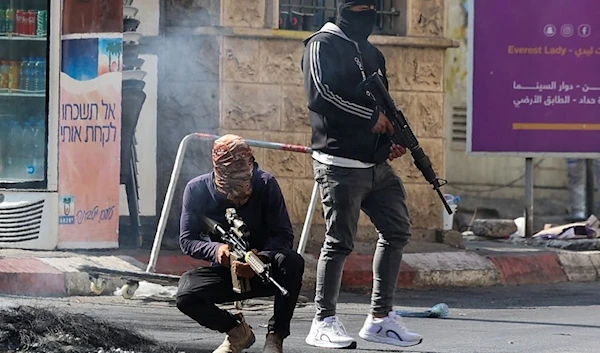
[528, 237, 600, 251]
[0, 305, 180, 353]
[460, 215, 600, 251]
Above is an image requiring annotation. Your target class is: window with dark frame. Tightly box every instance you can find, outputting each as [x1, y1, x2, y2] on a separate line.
[278, 0, 406, 36]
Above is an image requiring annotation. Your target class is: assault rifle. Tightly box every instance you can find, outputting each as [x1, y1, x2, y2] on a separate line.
[357, 72, 453, 215]
[203, 209, 290, 297]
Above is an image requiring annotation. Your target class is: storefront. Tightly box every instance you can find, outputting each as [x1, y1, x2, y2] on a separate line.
[0, 0, 129, 250]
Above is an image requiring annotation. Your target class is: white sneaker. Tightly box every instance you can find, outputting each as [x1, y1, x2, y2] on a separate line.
[305, 316, 356, 349]
[358, 311, 423, 347]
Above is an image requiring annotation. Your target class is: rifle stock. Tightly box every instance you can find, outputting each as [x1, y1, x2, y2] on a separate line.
[358, 72, 453, 215]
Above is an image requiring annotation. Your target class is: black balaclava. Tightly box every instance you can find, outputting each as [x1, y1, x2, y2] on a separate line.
[335, 0, 377, 42]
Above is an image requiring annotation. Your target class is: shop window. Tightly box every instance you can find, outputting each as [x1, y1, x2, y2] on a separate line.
[278, 0, 407, 36]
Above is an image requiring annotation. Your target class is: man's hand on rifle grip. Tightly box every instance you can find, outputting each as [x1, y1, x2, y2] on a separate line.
[372, 112, 394, 135]
[232, 249, 261, 279]
[217, 244, 231, 268]
[389, 144, 407, 161]
[232, 261, 255, 279]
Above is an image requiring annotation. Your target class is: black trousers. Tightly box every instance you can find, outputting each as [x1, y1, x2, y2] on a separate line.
[175, 248, 305, 339]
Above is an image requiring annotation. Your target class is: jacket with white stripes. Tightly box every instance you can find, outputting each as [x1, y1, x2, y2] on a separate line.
[301, 22, 391, 164]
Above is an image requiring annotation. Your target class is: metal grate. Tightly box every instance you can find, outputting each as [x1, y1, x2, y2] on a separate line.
[0, 199, 44, 243]
[278, 0, 403, 35]
[451, 106, 467, 145]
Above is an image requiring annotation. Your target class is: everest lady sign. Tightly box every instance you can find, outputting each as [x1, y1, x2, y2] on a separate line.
[467, 0, 600, 156]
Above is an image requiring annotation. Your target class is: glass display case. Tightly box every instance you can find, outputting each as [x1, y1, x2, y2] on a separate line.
[0, 0, 49, 188]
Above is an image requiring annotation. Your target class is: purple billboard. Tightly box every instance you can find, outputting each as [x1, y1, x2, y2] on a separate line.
[468, 0, 600, 156]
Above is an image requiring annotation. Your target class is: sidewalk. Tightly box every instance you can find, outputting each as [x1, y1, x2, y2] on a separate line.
[0, 240, 599, 297]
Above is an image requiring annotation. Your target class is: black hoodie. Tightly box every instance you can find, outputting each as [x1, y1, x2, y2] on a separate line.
[301, 22, 391, 165]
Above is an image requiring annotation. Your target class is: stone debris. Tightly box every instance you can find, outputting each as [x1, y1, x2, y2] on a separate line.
[436, 230, 466, 249]
[471, 219, 518, 239]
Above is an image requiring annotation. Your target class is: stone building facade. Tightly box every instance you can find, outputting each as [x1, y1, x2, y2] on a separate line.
[153, 0, 458, 250]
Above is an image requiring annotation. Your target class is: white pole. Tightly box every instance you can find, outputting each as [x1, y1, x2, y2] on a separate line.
[297, 181, 319, 255]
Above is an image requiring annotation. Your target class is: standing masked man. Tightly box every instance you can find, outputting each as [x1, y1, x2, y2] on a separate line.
[301, 0, 423, 349]
[176, 134, 305, 353]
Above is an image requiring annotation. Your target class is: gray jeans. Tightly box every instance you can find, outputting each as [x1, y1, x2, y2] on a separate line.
[312, 159, 411, 319]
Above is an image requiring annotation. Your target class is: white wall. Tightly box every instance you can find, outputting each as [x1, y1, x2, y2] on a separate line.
[136, 0, 160, 37]
[119, 0, 159, 217]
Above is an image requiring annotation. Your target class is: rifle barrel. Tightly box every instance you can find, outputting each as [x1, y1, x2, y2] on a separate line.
[358, 72, 453, 216]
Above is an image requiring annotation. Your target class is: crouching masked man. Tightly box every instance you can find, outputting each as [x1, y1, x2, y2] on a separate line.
[176, 134, 305, 353]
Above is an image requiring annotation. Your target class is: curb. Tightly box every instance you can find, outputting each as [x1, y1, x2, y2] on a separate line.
[556, 251, 600, 282]
[127, 250, 600, 290]
[1, 249, 599, 298]
[0, 258, 66, 297]
[0, 255, 147, 297]
[487, 252, 567, 285]
[129, 254, 210, 275]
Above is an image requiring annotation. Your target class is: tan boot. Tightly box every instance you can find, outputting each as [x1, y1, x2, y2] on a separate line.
[262, 332, 283, 353]
[212, 314, 256, 353]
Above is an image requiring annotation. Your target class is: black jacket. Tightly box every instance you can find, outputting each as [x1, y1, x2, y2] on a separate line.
[301, 22, 392, 164]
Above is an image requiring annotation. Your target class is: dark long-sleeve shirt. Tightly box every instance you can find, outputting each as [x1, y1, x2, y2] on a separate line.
[179, 163, 295, 265]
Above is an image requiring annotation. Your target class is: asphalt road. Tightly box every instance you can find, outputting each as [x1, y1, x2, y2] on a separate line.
[1, 282, 599, 353]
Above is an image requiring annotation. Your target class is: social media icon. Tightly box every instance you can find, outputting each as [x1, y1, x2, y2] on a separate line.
[544, 24, 556, 37]
[578, 24, 591, 37]
[561, 24, 574, 37]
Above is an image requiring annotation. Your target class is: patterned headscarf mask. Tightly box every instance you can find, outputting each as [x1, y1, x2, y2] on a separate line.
[212, 134, 255, 206]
